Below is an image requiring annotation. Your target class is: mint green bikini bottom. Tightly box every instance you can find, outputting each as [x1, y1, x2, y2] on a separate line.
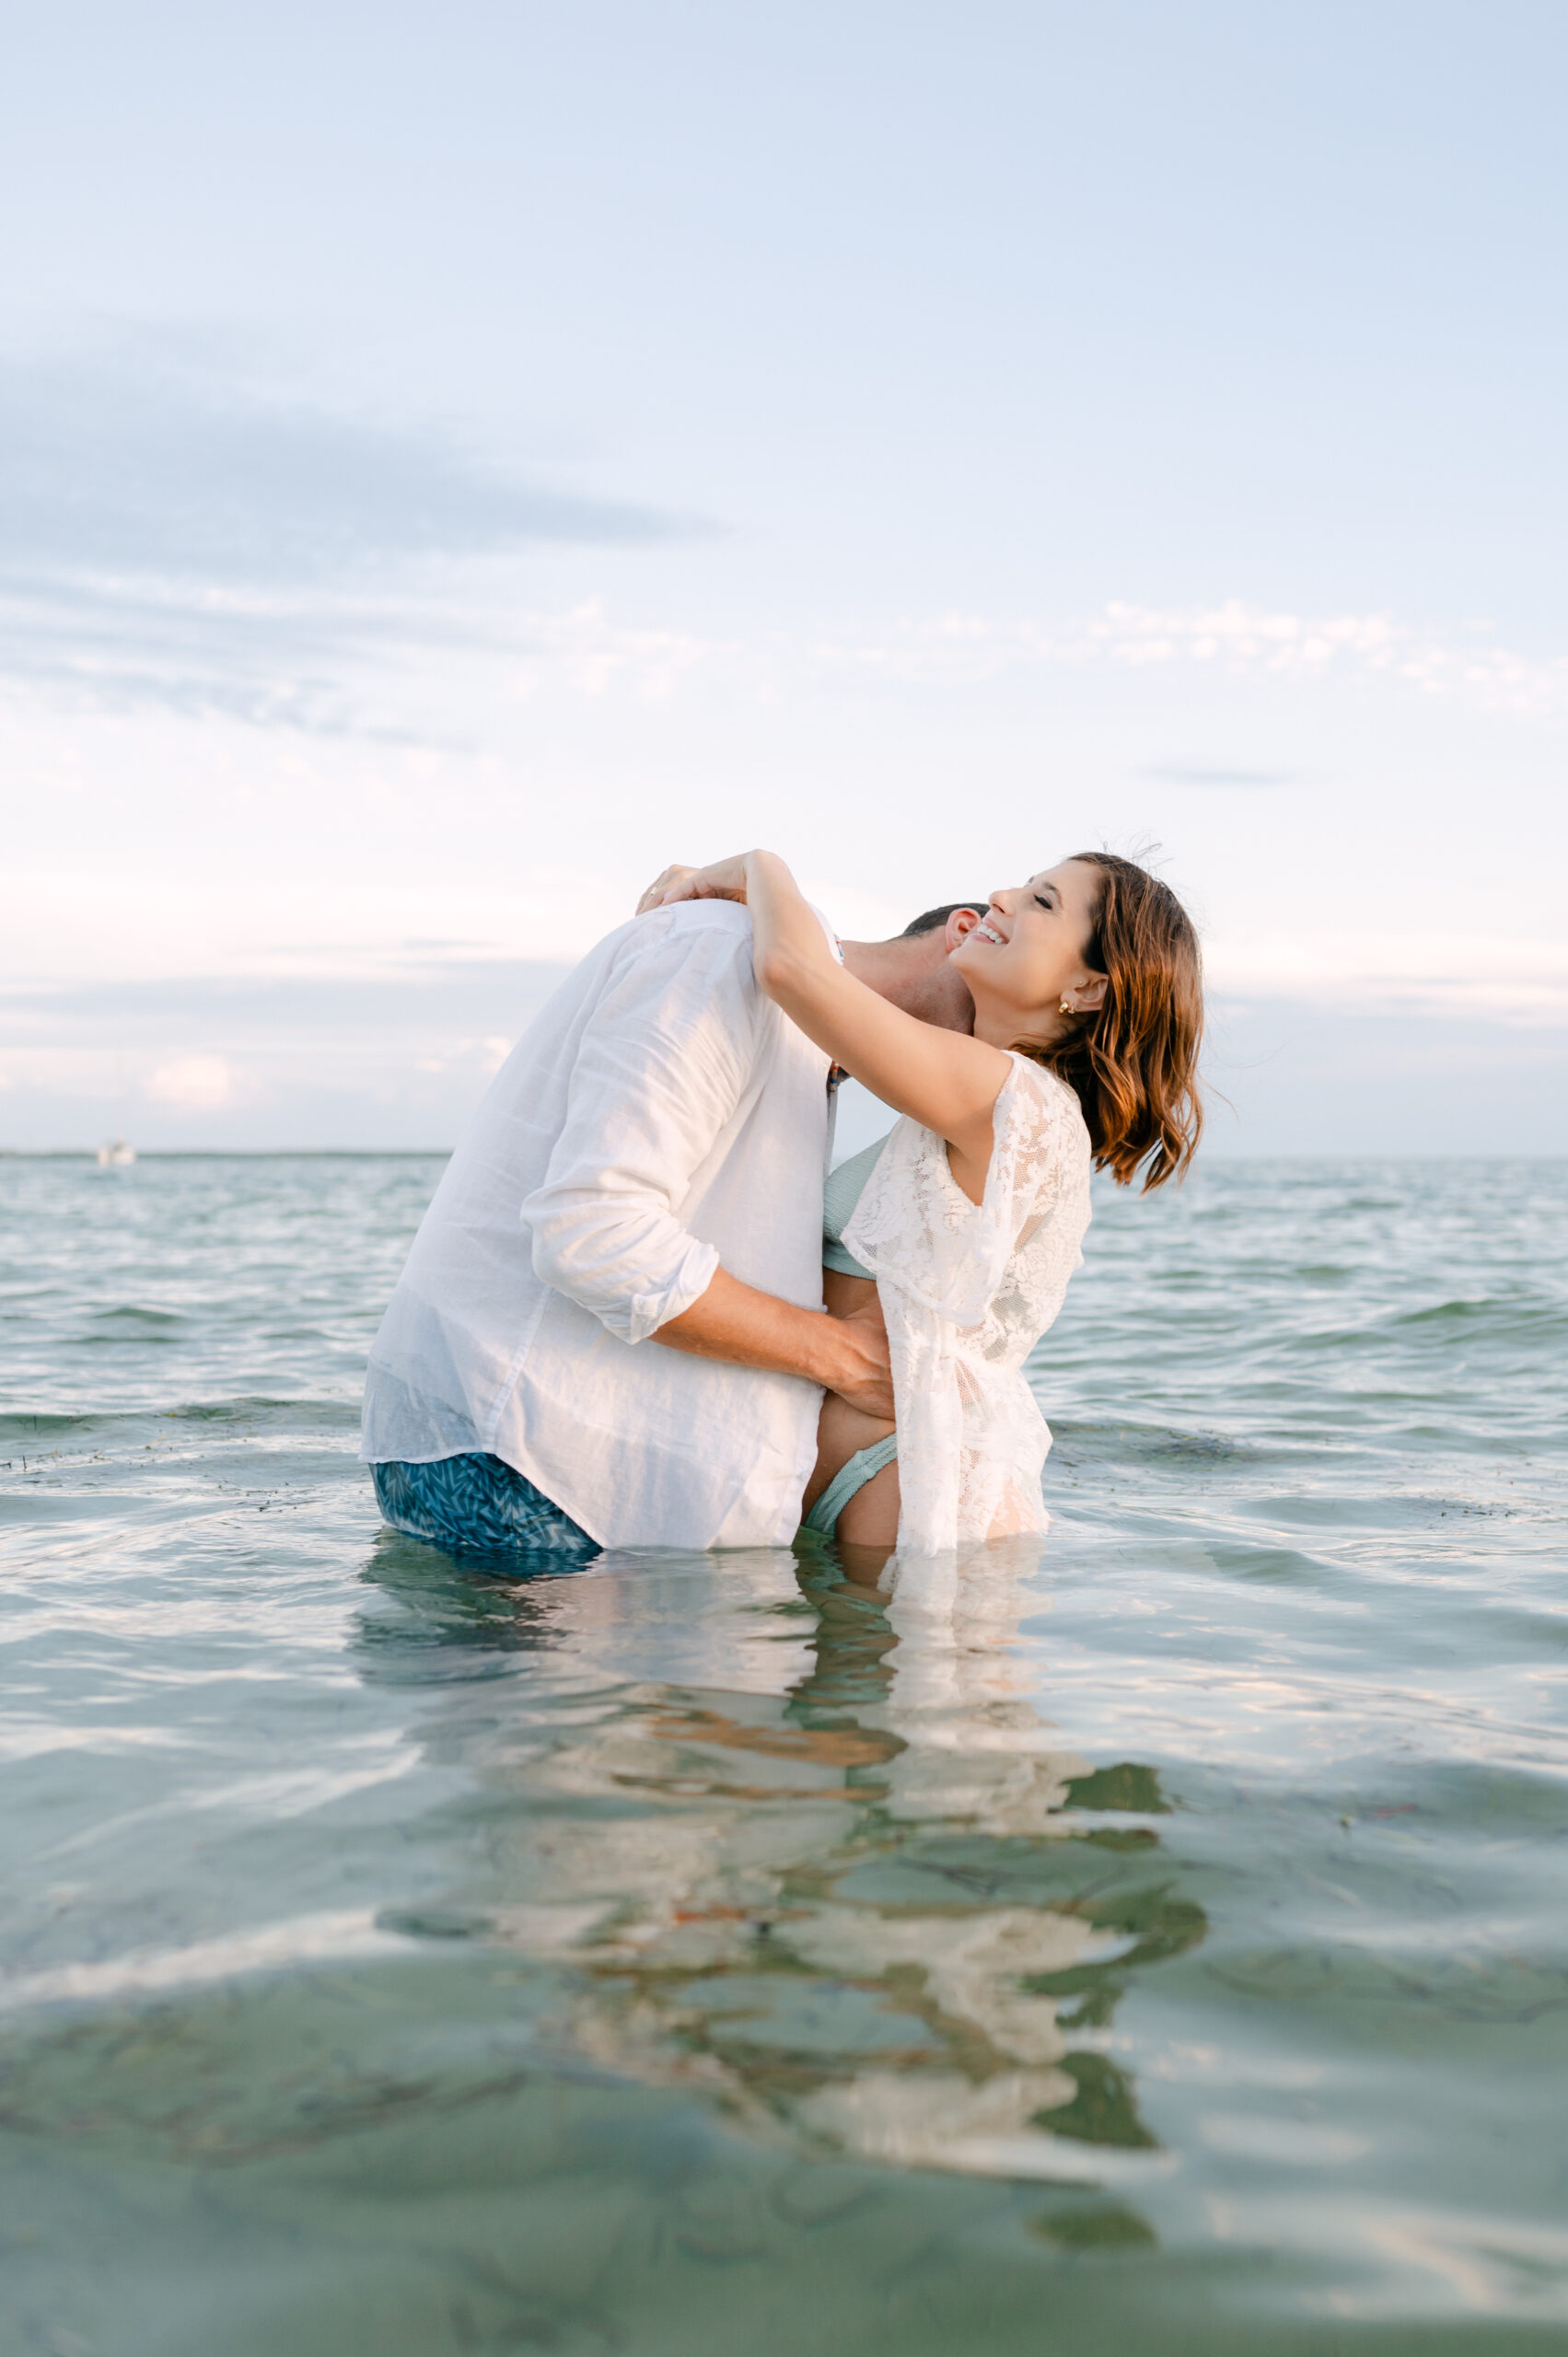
[800, 1435, 899, 1538]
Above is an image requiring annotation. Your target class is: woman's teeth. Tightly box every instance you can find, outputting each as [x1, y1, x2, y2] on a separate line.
[974, 922, 1005, 945]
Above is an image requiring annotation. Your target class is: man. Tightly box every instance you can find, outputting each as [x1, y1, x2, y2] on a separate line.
[361, 891, 983, 1554]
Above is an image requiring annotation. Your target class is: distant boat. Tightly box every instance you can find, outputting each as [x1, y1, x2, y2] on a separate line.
[96, 1136, 136, 1168]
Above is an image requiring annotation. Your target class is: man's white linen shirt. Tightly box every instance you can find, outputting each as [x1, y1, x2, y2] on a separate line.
[360, 901, 833, 1550]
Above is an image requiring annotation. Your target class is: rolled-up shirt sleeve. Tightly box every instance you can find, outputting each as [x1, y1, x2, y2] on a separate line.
[521, 915, 761, 1344]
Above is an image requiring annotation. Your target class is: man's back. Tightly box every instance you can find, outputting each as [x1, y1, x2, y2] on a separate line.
[361, 900, 832, 1549]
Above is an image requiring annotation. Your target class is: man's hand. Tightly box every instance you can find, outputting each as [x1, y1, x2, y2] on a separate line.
[819, 1300, 895, 1421]
[654, 1267, 894, 1421]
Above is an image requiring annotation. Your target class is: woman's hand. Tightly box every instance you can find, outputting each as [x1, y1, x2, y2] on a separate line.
[635, 865, 698, 914]
[636, 854, 754, 913]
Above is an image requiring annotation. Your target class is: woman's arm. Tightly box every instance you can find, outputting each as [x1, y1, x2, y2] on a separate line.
[651, 851, 1012, 1202]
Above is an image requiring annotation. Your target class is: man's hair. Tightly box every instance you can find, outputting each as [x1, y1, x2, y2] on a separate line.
[900, 900, 987, 938]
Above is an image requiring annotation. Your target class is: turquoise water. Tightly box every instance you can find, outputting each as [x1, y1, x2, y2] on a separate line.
[4, 1153, 1567, 2355]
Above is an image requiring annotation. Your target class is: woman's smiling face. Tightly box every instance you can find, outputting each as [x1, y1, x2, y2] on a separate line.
[948, 860, 1109, 1044]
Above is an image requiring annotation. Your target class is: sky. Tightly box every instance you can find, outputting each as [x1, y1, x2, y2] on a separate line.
[2, 0, 1565, 1154]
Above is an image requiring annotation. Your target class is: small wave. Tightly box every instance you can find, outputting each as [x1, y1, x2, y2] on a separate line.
[1051, 1421, 1255, 1465]
[0, 1411, 95, 1440]
[0, 1398, 360, 1446]
[166, 1396, 361, 1426]
[1385, 1296, 1567, 1337]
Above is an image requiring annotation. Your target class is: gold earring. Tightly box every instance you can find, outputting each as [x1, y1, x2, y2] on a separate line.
[1059, 997, 1074, 1016]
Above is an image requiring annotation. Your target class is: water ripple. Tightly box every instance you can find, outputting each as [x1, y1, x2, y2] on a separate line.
[2, 1154, 1566, 2353]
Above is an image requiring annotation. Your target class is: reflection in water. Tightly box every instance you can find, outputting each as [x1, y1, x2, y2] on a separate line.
[365, 1537, 1204, 2197]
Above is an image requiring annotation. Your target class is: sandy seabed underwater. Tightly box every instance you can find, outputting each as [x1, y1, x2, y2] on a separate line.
[4, 1152, 1568, 2357]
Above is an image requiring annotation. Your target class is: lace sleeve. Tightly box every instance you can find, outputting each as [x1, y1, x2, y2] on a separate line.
[841, 1056, 1082, 1329]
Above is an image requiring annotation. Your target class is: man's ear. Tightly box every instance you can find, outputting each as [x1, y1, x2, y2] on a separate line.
[944, 907, 985, 951]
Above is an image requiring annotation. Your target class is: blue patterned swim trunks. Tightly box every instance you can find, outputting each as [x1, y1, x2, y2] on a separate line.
[372, 1454, 598, 1562]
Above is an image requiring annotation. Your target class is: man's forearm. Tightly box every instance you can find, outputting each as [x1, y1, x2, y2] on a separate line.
[654, 1268, 893, 1421]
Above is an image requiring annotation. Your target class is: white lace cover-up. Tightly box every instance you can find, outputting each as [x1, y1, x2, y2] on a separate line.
[840, 1053, 1093, 1554]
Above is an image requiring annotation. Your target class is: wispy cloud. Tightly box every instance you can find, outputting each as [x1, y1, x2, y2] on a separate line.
[4, 340, 1566, 745]
[0, 576, 722, 737]
[8, 576, 1567, 743]
[1143, 765, 1295, 789]
[0, 344, 691, 584]
[0, 337, 703, 731]
[818, 600, 1568, 717]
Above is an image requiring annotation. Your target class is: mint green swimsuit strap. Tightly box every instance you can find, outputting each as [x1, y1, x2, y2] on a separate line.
[801, 1435, 899, 1538]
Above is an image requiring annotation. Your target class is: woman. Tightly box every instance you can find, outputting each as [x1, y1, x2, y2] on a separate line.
[646, 849, 1203, 1556]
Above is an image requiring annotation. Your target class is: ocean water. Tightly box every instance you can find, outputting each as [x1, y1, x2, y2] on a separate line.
[3, 1151, 1567, 2357]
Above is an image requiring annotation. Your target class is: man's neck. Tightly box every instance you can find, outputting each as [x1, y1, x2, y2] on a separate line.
[840, 937, 975, 1033]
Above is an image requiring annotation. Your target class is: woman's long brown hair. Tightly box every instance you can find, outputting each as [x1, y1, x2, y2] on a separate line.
[1016, 852, 1203, 1189]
